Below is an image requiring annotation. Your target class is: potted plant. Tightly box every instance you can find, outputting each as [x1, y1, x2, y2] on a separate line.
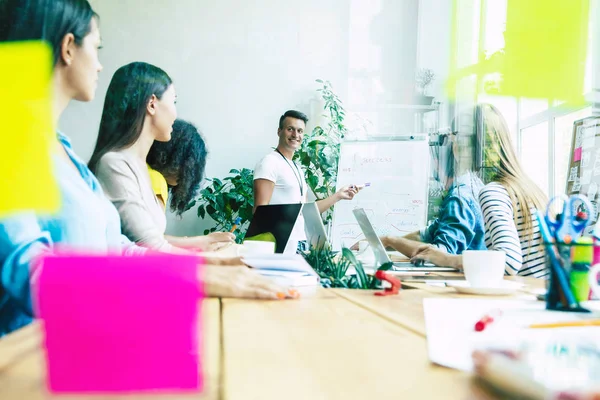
[194, 168, 254, 242]
[415, 68, 435, 105]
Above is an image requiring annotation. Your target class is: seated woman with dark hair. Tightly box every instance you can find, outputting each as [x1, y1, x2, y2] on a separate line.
[146, 119, 233, 250]
[89, 63, 234, 253]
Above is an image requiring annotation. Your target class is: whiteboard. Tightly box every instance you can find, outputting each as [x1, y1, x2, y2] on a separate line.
[331, 138, 429, 250]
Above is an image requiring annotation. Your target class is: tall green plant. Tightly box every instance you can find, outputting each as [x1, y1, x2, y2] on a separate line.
[195, 168, 254, 242]
[294, 79, 347, 223]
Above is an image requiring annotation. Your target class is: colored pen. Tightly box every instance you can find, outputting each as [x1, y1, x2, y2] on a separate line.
[529, 319, 600, 329]
[230, 217, 242, 233]
[351, 183, 371, 190]
[474, 310, 503, 332]
[535, 210, 578, 308]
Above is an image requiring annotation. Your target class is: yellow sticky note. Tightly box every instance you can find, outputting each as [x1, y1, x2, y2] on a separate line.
[0, 41, 59, 216]
[501, 0, 590, 103]
[446, 0, 590, 104]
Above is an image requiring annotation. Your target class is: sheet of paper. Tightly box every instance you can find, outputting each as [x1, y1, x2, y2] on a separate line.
[568, 166, 579, 182]
[575, 126, 584, 148]
[582, 151, 591, 167]
[582, 169, 593, 185]
[593, 158, 600, 176]
[574, 147, 583, 162]
[423, 298, 600, 372]
[583, 135, 595, 150]
[37, 254, 202, 393]
[572, 177, 582, 192]
[589, 182, 599, 201]
[0, 41, 59, 216]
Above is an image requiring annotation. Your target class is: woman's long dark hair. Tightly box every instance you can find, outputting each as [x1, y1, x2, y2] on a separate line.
[147, 119, 208, 216]
[0, 0, 97, 65]
[88, 62, 172, 173]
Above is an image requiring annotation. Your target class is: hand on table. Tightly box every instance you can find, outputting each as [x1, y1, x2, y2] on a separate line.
[194, 232, 235, 251]
[203, 265, 300, 300]
[410, 245, 460, 268]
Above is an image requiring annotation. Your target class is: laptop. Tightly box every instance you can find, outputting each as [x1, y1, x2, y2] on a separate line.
[352, 208, 459, 272]
[302, 202, 329, 251]
[245, 203, 303, 253]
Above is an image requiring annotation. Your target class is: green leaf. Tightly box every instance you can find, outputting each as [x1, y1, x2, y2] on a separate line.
[229, 169, 240, 174]
[341, 248, 369, 289]
[307, 174, 319, 190]
[197, 207, 206, 219]
[203, 229, 210, 235]
[378, 262, 394, 271]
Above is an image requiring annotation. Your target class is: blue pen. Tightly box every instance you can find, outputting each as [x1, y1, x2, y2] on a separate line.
[535, 210, 578, 308]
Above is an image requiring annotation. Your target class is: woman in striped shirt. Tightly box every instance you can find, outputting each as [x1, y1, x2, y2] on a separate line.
[412, 104, 548, 277]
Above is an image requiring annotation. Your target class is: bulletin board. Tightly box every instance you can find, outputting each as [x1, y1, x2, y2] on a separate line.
[566, 116, 600, 233]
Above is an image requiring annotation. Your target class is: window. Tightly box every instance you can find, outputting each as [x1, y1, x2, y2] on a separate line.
[451, 0, 596, 198]
[520, 122, 549, 195]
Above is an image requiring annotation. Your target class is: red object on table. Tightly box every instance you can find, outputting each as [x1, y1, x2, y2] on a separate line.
[374, 270, 401, 296]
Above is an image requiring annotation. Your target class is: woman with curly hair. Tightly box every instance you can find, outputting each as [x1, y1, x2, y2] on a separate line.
[147, 119, 234, 250]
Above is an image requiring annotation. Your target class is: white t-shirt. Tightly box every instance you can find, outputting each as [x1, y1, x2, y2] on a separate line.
[254, 151, 308, 249]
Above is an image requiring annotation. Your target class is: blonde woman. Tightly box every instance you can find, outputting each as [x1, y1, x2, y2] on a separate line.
[412, 103, 548, 277]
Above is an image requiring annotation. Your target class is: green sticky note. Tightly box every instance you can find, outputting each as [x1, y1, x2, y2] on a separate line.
[501, 0, 590, 103]
[0, 41, 59, 216]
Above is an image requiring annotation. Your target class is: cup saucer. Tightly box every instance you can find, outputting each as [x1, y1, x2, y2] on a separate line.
[446, 280, 524, 296]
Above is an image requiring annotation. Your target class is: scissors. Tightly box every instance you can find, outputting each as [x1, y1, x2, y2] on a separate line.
[545, 194, 593, 243]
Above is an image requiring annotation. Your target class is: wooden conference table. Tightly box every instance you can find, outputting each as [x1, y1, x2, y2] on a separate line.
[0, 276, 543, 400]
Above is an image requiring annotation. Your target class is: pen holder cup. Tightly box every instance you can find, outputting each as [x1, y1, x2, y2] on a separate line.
[544, 241, 594, 313]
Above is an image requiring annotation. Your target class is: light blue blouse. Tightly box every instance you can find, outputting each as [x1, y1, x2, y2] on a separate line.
[0, 132, 144, 337]
[421, 173, 487, 254]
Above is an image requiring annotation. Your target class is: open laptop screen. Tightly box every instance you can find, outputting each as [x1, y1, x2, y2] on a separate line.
[245, 203, 302, 253]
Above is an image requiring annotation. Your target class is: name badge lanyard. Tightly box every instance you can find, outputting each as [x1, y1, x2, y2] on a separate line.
[275, 149, 304, 202]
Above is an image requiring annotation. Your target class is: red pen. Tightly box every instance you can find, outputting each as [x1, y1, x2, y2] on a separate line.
[474, 310, 503, 332]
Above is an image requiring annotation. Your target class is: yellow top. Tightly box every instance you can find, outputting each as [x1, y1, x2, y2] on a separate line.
[147, 165, 169, 206]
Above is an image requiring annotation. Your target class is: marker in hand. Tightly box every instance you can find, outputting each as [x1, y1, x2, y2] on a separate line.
[350, 183, 371, 191]
[230, 217, 242, 233]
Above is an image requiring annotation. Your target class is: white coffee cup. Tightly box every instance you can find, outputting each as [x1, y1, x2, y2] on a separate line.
[462, 250, 505, 288]
[239, 240, 275, 256]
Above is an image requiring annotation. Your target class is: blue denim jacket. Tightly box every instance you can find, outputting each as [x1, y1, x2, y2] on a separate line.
[0, 133, 143, 337]
[421, 173, 486, 254]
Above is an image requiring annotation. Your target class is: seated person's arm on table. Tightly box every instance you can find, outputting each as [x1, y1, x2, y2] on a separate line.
[253, 179, 274, 212]
[380, 235, 425, 258]
[411, 196, 479, 268]
[0, 214, 52, 315]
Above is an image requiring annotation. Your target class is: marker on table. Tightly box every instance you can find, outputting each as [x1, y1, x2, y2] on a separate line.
[474, 310, 503, 332]
[230, 217, 242, 233]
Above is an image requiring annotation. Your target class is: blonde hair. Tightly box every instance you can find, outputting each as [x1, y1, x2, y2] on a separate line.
[476, 103, 547, 241]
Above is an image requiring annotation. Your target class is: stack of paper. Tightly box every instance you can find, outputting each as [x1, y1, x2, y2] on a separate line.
[242, 254, 320, 287]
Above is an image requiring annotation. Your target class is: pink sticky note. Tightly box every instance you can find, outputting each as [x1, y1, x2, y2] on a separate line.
[36, 254, 203, 393]
[574, 147, 583, 162]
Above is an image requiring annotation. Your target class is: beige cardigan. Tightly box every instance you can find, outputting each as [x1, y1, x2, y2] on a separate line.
[94, 150, 174, 252]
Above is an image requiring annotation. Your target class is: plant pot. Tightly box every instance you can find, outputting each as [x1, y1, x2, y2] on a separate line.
[414, 95, 434, 106]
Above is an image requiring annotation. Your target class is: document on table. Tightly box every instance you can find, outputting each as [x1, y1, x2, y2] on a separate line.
[242, 254, 320, 287]
[423, 298, 600, 371]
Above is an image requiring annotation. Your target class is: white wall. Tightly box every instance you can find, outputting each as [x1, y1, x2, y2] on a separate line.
[416, 0, 453, 128]
[59, 0, 419, 236]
